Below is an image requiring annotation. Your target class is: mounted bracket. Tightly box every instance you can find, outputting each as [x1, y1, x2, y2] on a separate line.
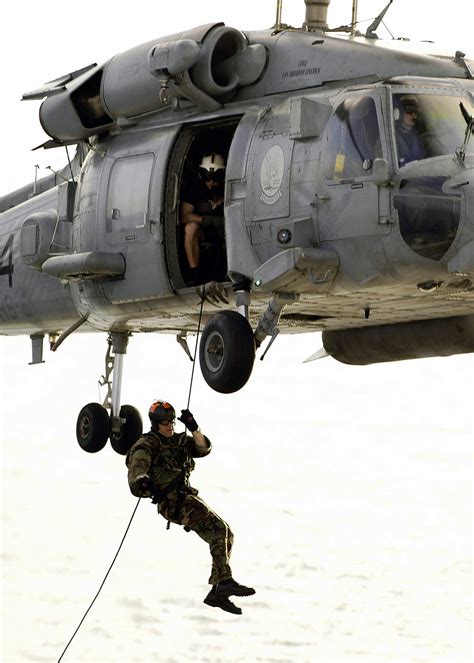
[176, 333, 193, 361]
[254, 292, 299, 351]
[29, 334, 45, 365]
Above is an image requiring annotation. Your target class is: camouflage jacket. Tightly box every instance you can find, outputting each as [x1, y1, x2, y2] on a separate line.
[126, 429, 211, 497]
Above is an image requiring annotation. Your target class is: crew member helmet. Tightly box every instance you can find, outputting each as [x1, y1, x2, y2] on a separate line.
[400, 96, 420, 115]
[198, 153, 226, 181]
[149, 400, 176, 423]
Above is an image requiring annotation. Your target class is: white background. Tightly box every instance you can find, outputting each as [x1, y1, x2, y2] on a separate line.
[1, 2, 472, 662]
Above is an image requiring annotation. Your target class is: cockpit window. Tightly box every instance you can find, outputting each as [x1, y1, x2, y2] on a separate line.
[393, 93, 474, 168]
[324, 96, 383, 181]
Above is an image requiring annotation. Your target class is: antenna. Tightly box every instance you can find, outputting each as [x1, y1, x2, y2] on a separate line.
[46, 165, 69, 183]
[351, 0, 358, 36]
[275, 0, 283, 29]
[33, 164, 40, 195]
[365, 0, 393, 39]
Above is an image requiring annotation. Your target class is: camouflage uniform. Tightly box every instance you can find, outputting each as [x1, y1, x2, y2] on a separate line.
[126, 429, 233, 585]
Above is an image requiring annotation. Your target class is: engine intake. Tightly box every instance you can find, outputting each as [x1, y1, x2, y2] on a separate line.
[190, 24, 266, 98]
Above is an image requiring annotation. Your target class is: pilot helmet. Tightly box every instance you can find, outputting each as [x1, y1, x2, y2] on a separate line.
[198, 153, 226, 182]
[400, 96, 420, 115]
[149, 400, 176, 423]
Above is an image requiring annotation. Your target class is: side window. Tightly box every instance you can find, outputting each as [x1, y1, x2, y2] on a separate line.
[324, 97, 382, 181]
[106, 153, 154, 241]
[393, 93, 474, 167]
[394, 176, 461, 260]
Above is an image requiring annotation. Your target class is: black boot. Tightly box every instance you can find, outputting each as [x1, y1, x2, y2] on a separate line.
[204, 586, 242, 615]
[215, 577, 256, 598]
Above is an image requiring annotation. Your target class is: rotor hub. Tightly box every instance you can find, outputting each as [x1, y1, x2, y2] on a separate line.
[303, 0, 330, 31]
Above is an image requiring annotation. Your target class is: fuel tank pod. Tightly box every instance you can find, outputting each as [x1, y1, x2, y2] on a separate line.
[322, 315, 474, 365]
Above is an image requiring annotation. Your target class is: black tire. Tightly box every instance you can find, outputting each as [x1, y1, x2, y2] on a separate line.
[199, 310, 255, 393]
[110, 404, 143, 455]
[76, 403, 110, 453]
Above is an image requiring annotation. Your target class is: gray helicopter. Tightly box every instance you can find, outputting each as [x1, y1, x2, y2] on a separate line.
[1, 0, 473, 454]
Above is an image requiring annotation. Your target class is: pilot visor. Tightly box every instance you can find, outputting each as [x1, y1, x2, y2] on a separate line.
[199, 167, 225, 182]
[403, 105, 420, 114]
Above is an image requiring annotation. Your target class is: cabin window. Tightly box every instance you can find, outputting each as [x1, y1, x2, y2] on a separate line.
[394, 176, 461, 260]
[324, 96, 382, 181]
[106, 153, 154, 240]
[392, 93, 474, 167]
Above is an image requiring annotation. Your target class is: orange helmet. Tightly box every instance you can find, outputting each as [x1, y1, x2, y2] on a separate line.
[148, 400, 176, 423]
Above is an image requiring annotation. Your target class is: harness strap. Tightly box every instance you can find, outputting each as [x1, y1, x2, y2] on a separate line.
[151, 469, 186, 504]
[173, 490, 188, 521]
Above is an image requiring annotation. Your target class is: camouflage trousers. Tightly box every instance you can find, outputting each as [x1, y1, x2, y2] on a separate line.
[158, 491, 233, 585]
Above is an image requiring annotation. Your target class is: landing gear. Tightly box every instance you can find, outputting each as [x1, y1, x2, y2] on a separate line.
[75, 332, 143, 455]
[110, 404, 143, 455]
[198, 286, 297, 393]
[76, 402, 110, 453]
[199, 310, 255, 393]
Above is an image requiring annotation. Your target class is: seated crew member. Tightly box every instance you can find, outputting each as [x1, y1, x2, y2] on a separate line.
[395, 96, 426, 167]
[126, 400, 255, 615]
[180, 153, 226, 285]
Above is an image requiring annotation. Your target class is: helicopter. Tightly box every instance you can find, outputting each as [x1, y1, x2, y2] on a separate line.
[0, 0, 473, 455]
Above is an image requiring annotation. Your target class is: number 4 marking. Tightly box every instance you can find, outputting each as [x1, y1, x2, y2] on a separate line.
[0, 234, 14, 288]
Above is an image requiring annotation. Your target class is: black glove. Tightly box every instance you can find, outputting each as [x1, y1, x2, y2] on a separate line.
[178, 409, 198, 432]
[132, 474, 152, 498]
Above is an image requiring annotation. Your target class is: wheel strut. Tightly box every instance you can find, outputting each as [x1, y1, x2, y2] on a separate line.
[254, 292, 299, 353]
[77, 332, 142, 454]
[99, 332, 130, 435]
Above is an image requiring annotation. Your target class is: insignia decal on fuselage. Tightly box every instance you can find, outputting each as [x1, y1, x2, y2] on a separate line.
[260, 145, 284, 205]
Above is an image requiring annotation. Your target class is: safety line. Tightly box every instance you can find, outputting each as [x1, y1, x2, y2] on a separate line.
[185, 285, 206, 409]
[57, 497, 141, 662]
[57, 287, 206, 661]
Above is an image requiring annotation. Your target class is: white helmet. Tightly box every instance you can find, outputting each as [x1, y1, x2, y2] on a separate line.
[199, 153, 226, 178]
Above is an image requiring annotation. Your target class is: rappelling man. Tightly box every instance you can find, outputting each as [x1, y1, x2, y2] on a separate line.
[126, 400, 255, 614]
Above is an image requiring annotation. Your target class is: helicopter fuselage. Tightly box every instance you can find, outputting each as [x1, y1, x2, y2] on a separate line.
[1, 23, 473, 391]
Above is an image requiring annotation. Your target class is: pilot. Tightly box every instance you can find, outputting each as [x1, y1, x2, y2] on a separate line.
[180, 153, 226, 285]
[126, 400, 255, 615]
[395, 96, 425, 167]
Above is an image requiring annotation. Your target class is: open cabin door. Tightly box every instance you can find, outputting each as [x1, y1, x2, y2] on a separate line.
[163, 116, 242, 290]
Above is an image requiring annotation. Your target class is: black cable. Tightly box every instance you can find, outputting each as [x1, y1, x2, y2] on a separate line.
[185, 285, 206, 409]
[57, 497, 141, 662]
[65, 145, 74, 182]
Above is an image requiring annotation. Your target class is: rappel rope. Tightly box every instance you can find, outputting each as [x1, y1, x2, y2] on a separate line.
[57, 499, 141, 663]
[58, 288, 206, 662]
